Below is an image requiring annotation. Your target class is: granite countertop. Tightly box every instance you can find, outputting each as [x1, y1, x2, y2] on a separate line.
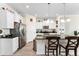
[35, 35, 46, 40]
[36, 33, 60, 40]
[0, 34, 18, 38]
[0, 36, 18, 39]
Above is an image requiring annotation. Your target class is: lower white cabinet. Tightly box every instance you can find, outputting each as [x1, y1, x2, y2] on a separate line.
[13, 37, 18, 53]
[0, 37, 18, 55]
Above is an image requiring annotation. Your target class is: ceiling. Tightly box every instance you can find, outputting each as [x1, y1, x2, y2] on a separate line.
[7, 3, 79, 17]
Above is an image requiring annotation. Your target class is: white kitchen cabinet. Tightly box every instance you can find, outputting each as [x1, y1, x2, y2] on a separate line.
[0, 37, 18, 55]
[14, 13, 24, 23]
[0, 10, 14, 28]
[14, 13, 20, 23]
[0, 38, 13, 55]
[13, 37, 18, 53]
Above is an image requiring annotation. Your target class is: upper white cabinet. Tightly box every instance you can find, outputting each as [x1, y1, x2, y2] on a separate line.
[0, 10, 14, 28]
[14, 13, 24, 23]
[14, 13, 20, 23]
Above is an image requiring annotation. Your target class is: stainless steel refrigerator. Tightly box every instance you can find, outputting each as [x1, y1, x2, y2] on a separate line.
[10, 22, 26, 49]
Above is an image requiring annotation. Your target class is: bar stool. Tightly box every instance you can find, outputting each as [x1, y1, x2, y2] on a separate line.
[45, 36, 60, 56]
[59, 36, 79, 56]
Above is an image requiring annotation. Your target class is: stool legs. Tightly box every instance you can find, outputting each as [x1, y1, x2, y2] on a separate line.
[59, 46, 61, 55]
[56, 48, 58, 56]
[53, 50, 54, 55]
[75, 49, 77, 56]
[45, 46, 46, 55]
[66, 49, 68, 56]
[45, 49, 58, 56]
[48, 49, 49, 56]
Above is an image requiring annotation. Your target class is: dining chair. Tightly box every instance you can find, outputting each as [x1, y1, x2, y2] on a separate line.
[45, 36, 60, 56]
[59, 36, 79, 56]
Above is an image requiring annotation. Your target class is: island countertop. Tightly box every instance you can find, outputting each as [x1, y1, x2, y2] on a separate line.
[35, 33, 60, 40]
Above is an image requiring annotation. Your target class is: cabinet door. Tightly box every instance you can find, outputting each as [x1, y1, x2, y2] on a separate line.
[0, 11, 14, 28]
[0, 11, 7, 28]
[13, 37, 18, 53]
[0, 39, 13, 55]
[6, 11, 14, 28]
[14, 13, 20, 23]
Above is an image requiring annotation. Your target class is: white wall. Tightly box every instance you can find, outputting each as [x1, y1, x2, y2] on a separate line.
[65, 15, 79, 35]
[26, 15, 36, 43]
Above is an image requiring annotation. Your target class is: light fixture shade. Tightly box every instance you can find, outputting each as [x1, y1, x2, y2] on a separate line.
[26, 5, 30, 8]
[47, 19, 50, 23]
[66, 18, 71, 22]
[60, 19, 65, 23]
[50, 20, 54, 23]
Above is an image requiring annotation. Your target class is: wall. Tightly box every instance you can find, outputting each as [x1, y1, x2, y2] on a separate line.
[25, 15, 36, 43]
[65, 15, 79, 35]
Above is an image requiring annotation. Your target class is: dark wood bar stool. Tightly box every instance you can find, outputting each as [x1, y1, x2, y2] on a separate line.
[59, 36, 79, 56]
[45, 36, 60, 56]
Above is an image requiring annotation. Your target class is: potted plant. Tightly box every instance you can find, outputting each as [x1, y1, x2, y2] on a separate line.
[74, 31, 78, 36]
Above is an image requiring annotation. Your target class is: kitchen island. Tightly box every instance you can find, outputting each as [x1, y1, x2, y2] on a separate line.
[35, 37, 46, 55]
[0, 37, 18, 55]
[34, 33, 59, 55]
[34, 33, 79, 56]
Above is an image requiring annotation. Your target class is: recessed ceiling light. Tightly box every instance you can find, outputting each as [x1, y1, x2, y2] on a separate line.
[26, 5, 30, 8]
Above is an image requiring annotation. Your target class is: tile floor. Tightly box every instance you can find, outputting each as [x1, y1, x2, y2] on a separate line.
[14, 42, 36, 56]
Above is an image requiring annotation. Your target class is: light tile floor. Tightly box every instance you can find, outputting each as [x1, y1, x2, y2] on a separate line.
[13, 42, 36, 56]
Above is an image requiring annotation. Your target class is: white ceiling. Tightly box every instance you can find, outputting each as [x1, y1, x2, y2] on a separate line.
[7, 3, 79, 17]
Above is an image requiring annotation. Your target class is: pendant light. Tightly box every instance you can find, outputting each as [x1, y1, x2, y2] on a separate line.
[61, 3, 71, 23]
[60, 19, 65, 23]
[66, 18, 71, 22]
[47, 3, 54, 23]
[60, 3, 65, 23]
[46, 3, 50, 23]
[65, 3, 71, 22]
